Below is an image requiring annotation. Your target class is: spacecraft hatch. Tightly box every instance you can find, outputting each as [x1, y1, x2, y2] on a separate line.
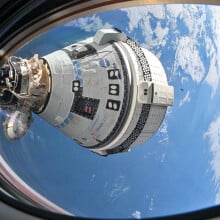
[0, 29, 174, 156]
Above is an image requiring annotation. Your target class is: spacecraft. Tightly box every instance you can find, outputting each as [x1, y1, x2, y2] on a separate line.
[0, 29, 174, 156]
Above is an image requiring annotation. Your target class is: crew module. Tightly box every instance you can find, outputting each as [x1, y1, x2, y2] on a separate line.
[0, 29, 174, 156]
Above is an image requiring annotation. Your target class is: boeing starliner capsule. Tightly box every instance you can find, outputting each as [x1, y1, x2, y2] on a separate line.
[0, 29, 174, 156]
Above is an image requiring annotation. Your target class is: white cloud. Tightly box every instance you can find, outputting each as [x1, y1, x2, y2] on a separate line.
[166, 4, 183, 19]
[89, 174, 96, 183]
[132, 210, 141, 219]
[65, 15, 112, 32]
[149, 21, 169, 47]
[174, 36, 205, 83]
[181, 76, 188, 84]
[160, 153, 166, 163]
[27, 129, 34, 140]
[109, 186, 129, 200]
[166, 106, 173, 116]
[175, 5, 220, 97]
[205, 56, 219, 98]
[108, 176, 130, 202]
[124, 5, 207, 85]
[121, 5, 166, 32]
[122, 5, 169, 50]
[174, 5, 220, 97]
[159, 120, 168, 134]
[157, 120, 169, 145]
[179, 90, 190, 107]
[120, 7, 146, 32]
[204, 6, 220, 97]
[148, 197, 154, 211]
[204, 115, 220, 203]
[122, 5, 220, 97]
[140, 17, 168, 49]
[180, 5, 206, 38]
[145, 194, 156, 212]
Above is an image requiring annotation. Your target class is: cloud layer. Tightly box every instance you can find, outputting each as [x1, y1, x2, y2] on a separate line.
[179, 90, 190, 107]
[204, 115, 220, 203]
[65, 15, 112, 32]
[122, 5, 220, 98]
[132, 210, 142, 219]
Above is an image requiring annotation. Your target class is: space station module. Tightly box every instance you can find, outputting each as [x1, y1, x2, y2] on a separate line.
[0, 29, 174, 156]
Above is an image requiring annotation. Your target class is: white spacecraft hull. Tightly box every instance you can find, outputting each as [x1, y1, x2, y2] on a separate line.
[39, 29, 173, 155]
[0, 29, 174, 156]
